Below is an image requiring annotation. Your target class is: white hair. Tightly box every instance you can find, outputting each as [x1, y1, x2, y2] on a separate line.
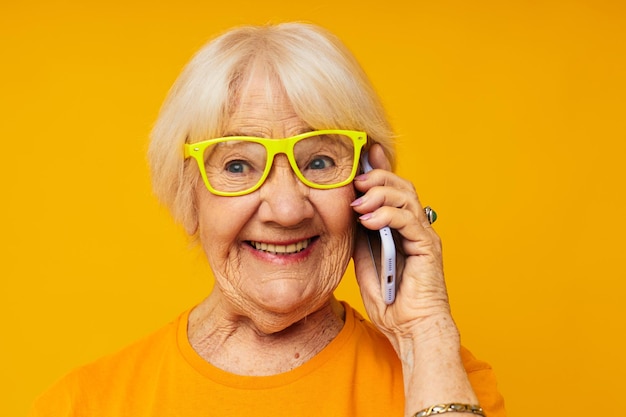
[148, 22, 395, 231]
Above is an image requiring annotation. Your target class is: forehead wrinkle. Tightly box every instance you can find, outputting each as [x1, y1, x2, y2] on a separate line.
[226, 71, 310, 138]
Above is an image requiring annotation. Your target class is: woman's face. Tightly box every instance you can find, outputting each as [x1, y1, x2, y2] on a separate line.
[194, 72, 356, 329]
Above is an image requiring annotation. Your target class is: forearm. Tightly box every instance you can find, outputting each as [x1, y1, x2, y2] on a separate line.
[397, 314, 479, 417]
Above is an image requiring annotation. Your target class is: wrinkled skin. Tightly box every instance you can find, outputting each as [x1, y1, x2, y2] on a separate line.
[186, 70, 476, 416]
[187, 71, 355, 374]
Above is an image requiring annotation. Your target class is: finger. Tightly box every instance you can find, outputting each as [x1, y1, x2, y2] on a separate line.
[359, 206, 441, 255]
[352, 182, 422, 218]
[354, 165, 415, 195]
[353, 171, 435, 231]
[352, 227, 388, 308]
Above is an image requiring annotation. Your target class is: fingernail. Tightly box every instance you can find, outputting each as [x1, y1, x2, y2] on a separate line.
[354, 174, 368, 181]
[359, 212, 373, 221]
[350, 197, 364, 207]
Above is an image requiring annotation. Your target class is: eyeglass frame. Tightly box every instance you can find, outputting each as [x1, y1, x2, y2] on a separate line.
[184, 129, 368, 197]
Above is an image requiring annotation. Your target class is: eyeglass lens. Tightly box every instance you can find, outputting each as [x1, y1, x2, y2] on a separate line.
[202, 133, 356, 193]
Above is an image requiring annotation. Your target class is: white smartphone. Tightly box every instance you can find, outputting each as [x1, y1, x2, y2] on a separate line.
[360, 153, 397, 304]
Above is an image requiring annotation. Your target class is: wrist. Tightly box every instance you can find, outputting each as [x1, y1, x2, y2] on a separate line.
[412, 403, 485, 417]
[392, 312, 461, 354]
[395, 315, 478, 417]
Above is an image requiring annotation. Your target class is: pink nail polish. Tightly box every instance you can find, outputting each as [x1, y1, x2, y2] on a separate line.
[350, 197, 364, 207]
[359, 213, 372, 221]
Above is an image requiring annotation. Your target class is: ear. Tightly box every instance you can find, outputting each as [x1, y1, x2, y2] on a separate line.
[183, 193, 199, 236]
[184, 215, 198, 236]
[183, 180, 200, 236]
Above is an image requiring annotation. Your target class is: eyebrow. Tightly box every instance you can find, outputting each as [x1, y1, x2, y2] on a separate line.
[222, 128, 314, 139]
[222, 131, 265, 138]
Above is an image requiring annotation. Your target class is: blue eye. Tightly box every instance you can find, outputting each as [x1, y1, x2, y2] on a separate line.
[308, 156, 334, 170]
[226, 160, 249, 174]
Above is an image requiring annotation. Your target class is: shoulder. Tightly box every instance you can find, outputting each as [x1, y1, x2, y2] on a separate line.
[460, 347, 507, 417]
[29, 311, 186, 416]
[341, 303, 403, 378]
[344, 303, 399, 355]
[343, 304, 506, 416]
[79, 312, 181, 380]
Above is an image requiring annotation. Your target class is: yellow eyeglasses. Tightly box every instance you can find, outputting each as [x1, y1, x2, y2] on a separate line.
[184, 129, 367, 197]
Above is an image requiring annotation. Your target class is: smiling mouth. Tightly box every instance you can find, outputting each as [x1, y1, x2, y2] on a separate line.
[248, 238, 313, 255]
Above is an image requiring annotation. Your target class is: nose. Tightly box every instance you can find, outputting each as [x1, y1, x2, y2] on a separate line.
[257, 154, 315, 226]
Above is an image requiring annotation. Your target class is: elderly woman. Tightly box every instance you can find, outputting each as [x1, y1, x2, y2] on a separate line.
[31, 23, 505, 417]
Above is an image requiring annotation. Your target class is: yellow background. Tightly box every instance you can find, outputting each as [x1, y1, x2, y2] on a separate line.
[2, 1, 625, 415]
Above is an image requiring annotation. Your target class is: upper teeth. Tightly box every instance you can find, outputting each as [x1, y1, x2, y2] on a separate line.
[250, 239, 311, 254]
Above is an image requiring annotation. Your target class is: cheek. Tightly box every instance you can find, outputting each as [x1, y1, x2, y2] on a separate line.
[317, 218, 356, 296]
[323, 186, 356, 233]
[196, 194, 258, 266]
[315, 187, 357, 263]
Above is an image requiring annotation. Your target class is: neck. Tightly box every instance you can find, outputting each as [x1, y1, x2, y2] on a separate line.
[188, 291, 345, 376]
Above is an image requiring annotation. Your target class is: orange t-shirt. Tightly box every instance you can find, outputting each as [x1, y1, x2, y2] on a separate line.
[30, 303, 505, 416]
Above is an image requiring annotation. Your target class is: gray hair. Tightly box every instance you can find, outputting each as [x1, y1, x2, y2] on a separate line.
[148, 22, 395, 232]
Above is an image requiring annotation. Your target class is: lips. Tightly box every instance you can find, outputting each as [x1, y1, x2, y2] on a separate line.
[248, 238, 313, 255]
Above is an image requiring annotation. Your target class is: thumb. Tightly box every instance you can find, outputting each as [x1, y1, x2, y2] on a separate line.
[353, 227, 384, 308]
[366, 143, 392, 171]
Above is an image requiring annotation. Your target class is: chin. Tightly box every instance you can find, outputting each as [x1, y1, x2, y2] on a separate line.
[257, 291, 317, 315]
[251, 289, 328, 329]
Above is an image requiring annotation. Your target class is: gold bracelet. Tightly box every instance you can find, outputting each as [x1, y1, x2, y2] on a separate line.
[413, 403, 485, 417]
